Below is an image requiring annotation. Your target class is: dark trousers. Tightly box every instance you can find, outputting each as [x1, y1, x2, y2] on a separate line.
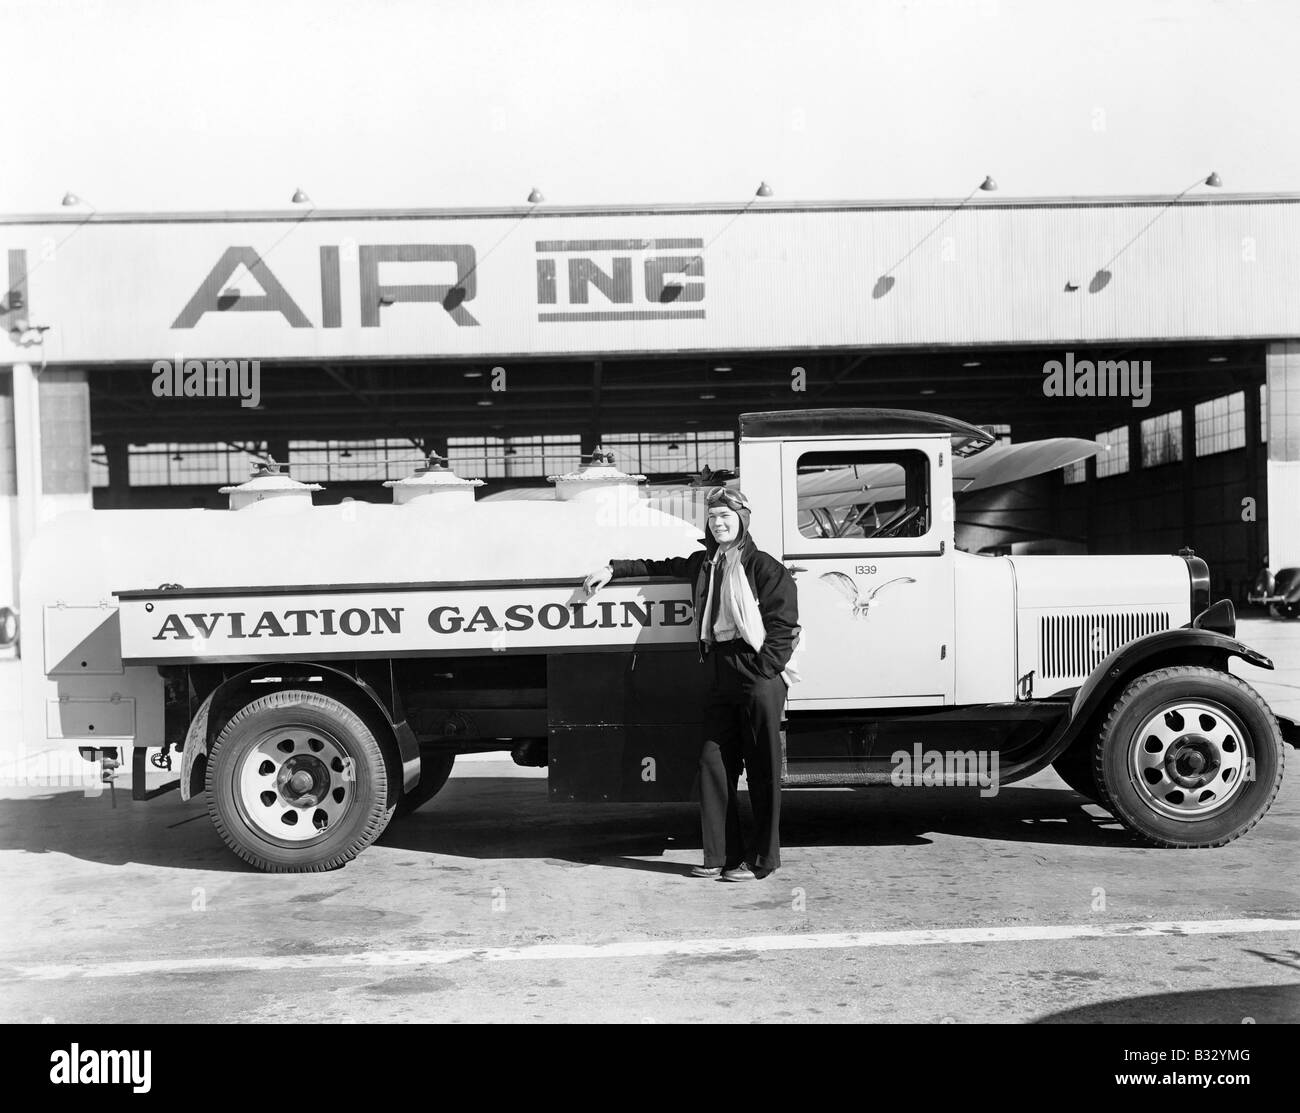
[699, 640, 787, 872]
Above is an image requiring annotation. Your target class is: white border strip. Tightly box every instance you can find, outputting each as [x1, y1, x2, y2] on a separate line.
[5, 919, 1298, 981]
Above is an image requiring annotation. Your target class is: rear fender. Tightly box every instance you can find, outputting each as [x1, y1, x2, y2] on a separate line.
[177, 663, 420, 801]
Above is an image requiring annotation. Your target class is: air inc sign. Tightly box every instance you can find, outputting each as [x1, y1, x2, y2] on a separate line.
[166, 237, 706, 330]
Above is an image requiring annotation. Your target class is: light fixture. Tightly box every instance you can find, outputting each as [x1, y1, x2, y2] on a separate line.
[378, 295, 394, 306]
[463, 370, 483, 379]
[61, 192, 83, 207]
[291, 187, 312, 204]
[699, 392, 716, 401]
[1208, 355, 1228, 363]
[962, 360, 981, 368]
[1089, 170, 1224, 294]
[874, 175, 1001, 298]
[172, 452, 184, 462]
[713, 365, 732, 373]
[668, 441, 680, 452]
[527, 187, 545, 204]
[477, 399, 493, 407]
[340, 448, 353, 458]
[504, 446, 517, 456]
[920, 388, 937, 396]
[755, 181, 774, 198]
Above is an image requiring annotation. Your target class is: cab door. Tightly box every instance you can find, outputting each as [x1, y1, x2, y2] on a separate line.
[780, 437, 955, 709]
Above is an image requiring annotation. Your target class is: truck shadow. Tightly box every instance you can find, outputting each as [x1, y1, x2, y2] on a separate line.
[377, 776, 1138, 869]
[0, 778, 1136, 873]
[1033, 982, 1299, 1023]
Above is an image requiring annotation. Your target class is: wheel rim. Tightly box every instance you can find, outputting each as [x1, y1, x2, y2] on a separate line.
[235, 726, 355, 842]
[1128, 699, 1250, 821]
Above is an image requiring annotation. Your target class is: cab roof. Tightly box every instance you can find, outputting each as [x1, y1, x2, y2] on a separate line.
[739, 408, 998, 457]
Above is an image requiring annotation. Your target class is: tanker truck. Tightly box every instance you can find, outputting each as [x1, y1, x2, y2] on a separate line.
[8, 408, 1295, 871]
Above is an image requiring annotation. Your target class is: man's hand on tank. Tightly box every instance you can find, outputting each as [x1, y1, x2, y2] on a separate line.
[583, 566, 613, 596]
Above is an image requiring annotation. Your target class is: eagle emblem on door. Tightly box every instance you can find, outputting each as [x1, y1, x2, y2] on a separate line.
[817, 572, 916, 618]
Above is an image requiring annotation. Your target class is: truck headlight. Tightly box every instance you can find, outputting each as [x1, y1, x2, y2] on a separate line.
[0, 607, 18, 648]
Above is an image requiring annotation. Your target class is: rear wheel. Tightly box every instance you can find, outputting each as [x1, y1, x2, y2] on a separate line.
[206, 689, 398, 871]
[1268, 602, 1300, 620]
[1093, 666, 1284, 848]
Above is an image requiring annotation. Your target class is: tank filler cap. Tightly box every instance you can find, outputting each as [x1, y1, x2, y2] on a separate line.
[548, 448, 647, 504]
[219, 457, 323, 510]
[384, 451, 484, 505]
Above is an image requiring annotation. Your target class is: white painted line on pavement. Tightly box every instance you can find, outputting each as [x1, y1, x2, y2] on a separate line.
[4, 918, 1298, 981]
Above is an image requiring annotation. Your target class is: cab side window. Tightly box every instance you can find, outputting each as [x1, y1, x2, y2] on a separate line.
[796, 450, 931, 541]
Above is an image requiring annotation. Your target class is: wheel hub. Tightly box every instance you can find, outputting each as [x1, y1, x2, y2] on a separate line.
[1129, 700, 1248, 821]
[236, 727, 354, 842]
[1163, 736, 1220, 789]
[276, 755, 330, 807]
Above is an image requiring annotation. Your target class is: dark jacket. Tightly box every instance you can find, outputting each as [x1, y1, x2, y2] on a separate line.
[609, 531, 799, 681]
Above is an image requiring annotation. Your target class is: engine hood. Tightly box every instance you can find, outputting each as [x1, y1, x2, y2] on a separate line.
[1007, 554, 1190, 611]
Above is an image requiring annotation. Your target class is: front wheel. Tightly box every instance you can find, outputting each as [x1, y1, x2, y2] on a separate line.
[206, 689, 398, 871]
[1093, 666, 1285, 848]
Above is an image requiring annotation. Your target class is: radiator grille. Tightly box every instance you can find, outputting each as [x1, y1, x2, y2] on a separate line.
[1039, 610, 1170, 680]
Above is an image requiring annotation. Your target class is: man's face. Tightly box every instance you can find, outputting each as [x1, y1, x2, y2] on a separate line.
[708, 506, 741, 544]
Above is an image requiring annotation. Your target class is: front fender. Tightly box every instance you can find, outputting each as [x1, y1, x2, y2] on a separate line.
[1070, 627, 1272, 721]
[176, 663, 421, 801]
[1046, 628, 1274, 763]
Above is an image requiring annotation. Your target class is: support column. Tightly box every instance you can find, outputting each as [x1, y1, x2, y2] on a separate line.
[11, 363, 41, 600]
[1243, 377, 1263, 577]
[1264, 341, 1300, 568]
[9, 364, 92, 594]
[104, 438, 130, 508]
[1181, 402, 1197, 553]
[0, 370, 17, 618]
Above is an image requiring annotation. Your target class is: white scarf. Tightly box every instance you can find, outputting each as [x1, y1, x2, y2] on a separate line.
[703, 544, 802, 685]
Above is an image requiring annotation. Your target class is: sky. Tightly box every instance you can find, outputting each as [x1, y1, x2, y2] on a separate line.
[4, 0, 1299, 214]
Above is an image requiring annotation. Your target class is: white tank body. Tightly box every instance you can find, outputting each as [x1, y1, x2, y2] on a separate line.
[19, 492, 704, 753]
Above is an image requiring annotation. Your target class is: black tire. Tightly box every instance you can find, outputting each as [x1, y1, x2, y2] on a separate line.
[395, 748, 456, 816]
[1268, 602, 1300, 620]
[1093, 666, 1285, 848]
[206, 689, 399, 872]
[1051, 742, 1100, 802]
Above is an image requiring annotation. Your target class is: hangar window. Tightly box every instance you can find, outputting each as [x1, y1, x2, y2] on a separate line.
[1140, 410, 1183, 467]
[1095, 426, 1129, 478]
[795, 449, 930, 540]
[1194, 392, 1246, 457]
[291, 439, 425, 482]
[128, 442, 266, 487]
[448, 434, 581, 479]
[602, 431, 735, 475]
[1062, 459, 1087, 485]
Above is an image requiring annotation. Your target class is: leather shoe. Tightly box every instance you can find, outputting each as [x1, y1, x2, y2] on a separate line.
[689, 865, 722, 878]
[718, 865, 757, 882]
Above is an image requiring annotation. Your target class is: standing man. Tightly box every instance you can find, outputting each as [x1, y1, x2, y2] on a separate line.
[583, 487, 799, 881]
